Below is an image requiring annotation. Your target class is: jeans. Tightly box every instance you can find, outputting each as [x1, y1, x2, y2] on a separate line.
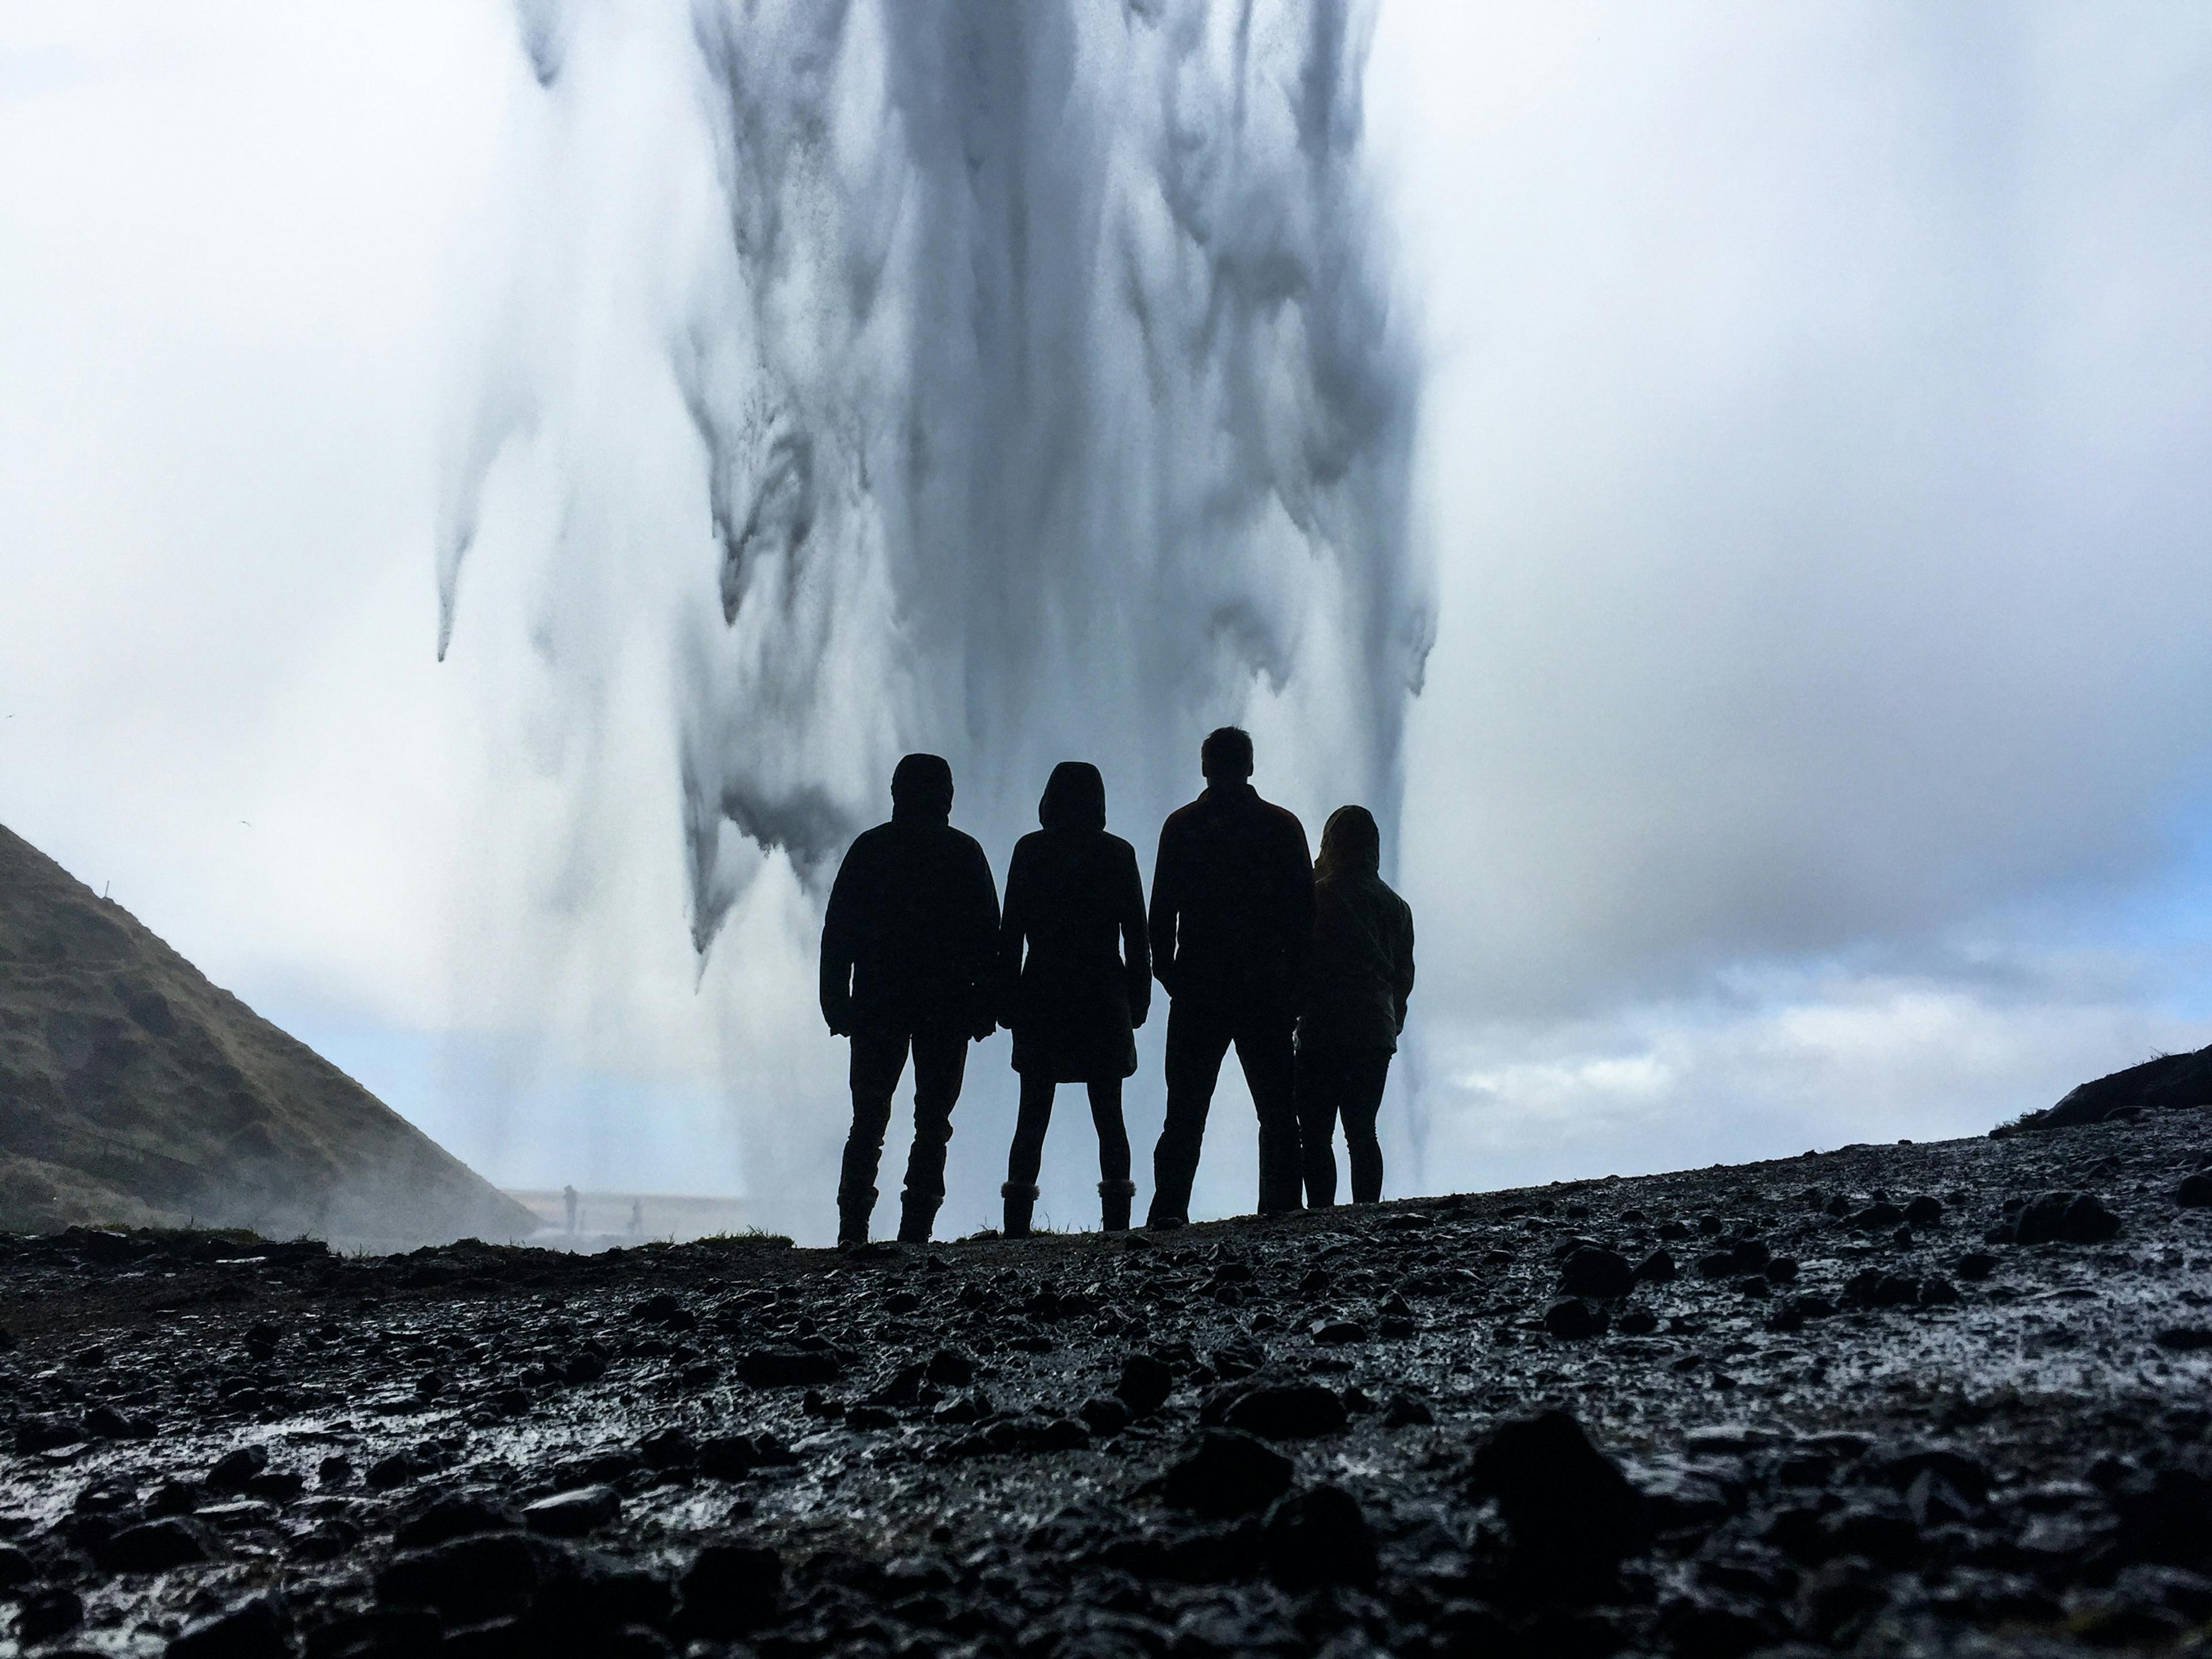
[840, 1027, 968, 1218]
[1295, 1046, 1391, 1206]
[1148, 999, 1301, 1222]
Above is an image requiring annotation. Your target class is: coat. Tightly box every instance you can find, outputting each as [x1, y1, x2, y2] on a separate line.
[1149, 782, 1314, 1025]
[999, 827, 1151, 1080]
[1297, 866, 1415, 1055]
[820, 800, 1001, 1038]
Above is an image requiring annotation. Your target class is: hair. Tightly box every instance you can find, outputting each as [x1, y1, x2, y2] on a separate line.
[889, 752, 955, 820]
[1200, 725, 1254, 782]
[1038, 760, 1107, 832]
[1314, 804, 1381, 882]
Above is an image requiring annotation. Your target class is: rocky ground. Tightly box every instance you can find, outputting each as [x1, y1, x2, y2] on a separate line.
[3, 1111, 2210, 1658]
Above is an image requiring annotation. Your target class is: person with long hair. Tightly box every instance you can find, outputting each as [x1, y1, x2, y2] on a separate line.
[997, 762, 1152, 1234]
[1296, 805, 1415, 1206]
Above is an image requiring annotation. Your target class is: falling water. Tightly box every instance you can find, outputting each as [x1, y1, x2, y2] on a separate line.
[440, 0, 1427, 950]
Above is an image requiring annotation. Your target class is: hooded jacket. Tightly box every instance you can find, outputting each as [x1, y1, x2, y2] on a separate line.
[998, 762, 1151, 1080]
[820, 755, 1001, 1037]
[1297, 805, 1415, 1054]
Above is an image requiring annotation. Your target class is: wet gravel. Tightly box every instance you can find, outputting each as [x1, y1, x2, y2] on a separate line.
[3, 1110, 2210, 1657]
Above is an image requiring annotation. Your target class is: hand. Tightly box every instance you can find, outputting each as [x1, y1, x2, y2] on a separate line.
[971, 1014, 998, 1042]
[821, 996, 854, 1038]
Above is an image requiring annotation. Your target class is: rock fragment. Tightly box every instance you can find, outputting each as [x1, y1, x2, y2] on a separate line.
[1467, 1409, 1647, 1592]
[1162, 1431, 1294, 1516]
[2010, 1191, 2122, 1245]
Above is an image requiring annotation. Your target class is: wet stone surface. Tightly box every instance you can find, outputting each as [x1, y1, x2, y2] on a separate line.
[2, 1113, 2211, 1655]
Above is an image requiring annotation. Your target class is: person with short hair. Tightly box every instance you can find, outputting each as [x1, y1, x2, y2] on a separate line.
[995, 761, 1151, 1236]
[1294, 804, 1415, 1206]
[820, 753, 1001, 1245]
[1145, 726, 1315, 1225]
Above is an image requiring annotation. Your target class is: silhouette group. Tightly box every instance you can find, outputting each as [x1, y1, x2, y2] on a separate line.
[819, 729, 1415, 1245]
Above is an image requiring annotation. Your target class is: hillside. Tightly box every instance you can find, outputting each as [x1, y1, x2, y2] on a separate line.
[0, 824, 535, 1247]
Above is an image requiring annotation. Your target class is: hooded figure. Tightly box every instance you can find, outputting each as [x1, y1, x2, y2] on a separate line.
[820, 753, 1001, 1245]
[1294, 804, 1415, 1207]
[995, 761, 1150, 1234]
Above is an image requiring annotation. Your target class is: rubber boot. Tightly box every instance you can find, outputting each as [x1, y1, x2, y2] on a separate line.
[1002, 1183, 1039, 1239]
[1099, 1179, 1135, 1233]
[896, 1193, 939, 1245]
[836, 1187, 876, 1249]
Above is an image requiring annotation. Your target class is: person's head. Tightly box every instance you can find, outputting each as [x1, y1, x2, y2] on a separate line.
[1315, 804, 1381, 881]
[889, 752, 955, 823]
[1038, 760, 1107, 832]
[1200, 725, 1254, 786]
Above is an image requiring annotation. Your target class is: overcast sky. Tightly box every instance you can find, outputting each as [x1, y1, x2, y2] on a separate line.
[3, 2, 2207, 1243]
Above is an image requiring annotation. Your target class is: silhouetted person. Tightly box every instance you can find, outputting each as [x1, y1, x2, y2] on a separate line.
[562, 1184, 578, 1234]
[820, 753, 1001, 1245]
[997, 762, 1151, 1236]
[1296, 805, 1415, 1206]
[1146, 726, 1315, 1225]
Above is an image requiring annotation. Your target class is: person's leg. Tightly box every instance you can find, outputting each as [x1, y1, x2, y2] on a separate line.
[839, 1032, 908, 1244]
[1088, 1077, 1134, 1230]
[1294, 1045, 1343, 1209]
[1341, 1052, 1392, 1204]
[1003, 1073, 1054, 1237]
[1148, 1003, 1230, 1228]
[898, 1028, 969, 1242]
[1236, 1019, 1303, 1214]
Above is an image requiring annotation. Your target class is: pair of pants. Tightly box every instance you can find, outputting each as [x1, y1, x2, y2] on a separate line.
[1149, 1000, 1301, 1222]
[840, 1028, 968, 1216]
[1006, 1074, 1131, 1190]
[1296, 1046, 1391, 1206]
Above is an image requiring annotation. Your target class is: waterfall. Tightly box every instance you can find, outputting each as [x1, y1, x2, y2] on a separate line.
[440, 0, 1427, 952]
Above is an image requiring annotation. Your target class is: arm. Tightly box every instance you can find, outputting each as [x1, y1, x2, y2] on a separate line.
[819, 846, 861, 1036]
[965, 839, 1003, 1040]
[1280, 816, 1316, 1010]
[997, 843, 1029, 1029]
[1120, 841, 1152, 1027]
[1147, 820, 1180, 997]
[1393, 898, 1416, 1036]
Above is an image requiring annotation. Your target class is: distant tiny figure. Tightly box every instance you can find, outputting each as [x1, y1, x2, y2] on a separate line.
[1296, 805, 1415, 1207]
[820, 753, 1002, 1246]
[562, 1184, 578, 1234]
[629, 1196, 644, 1236]
[997, 762, 1151, 1236]
[1146, 727, 1315, 1226]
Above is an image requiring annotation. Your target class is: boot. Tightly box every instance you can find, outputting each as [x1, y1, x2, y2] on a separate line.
[1099, 1179, 1135, 1233]
[836, 1187, 876, 1249]
[1002, 1183, 1039, 1239]
[896, 1193, 940, 1245]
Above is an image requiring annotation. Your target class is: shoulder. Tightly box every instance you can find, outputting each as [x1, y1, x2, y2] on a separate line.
[839, 822, 897, 866]
[1255, 797, 1310, 849]
[947, 826, 991, 864]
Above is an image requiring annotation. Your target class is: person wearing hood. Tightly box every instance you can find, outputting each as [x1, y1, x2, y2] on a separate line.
[1295, 804, 1415, 1206]
[820, 753, 1002, 1245]
[995, 762, 1151, 1236]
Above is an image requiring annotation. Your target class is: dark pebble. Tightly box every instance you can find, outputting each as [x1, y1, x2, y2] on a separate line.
[2013, 1191, 2122, 1245]
[1222, 1382, 1348, 1440]
[1262, 1484, 1376, 1588]
[1116, 1354, 1175, 1416]
[97, 1517, 207, 1573]
[1162, 1431, 1294, 1516]
[168, 1593, 289, 1659]
[1559, 1247, 1635, 1299]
